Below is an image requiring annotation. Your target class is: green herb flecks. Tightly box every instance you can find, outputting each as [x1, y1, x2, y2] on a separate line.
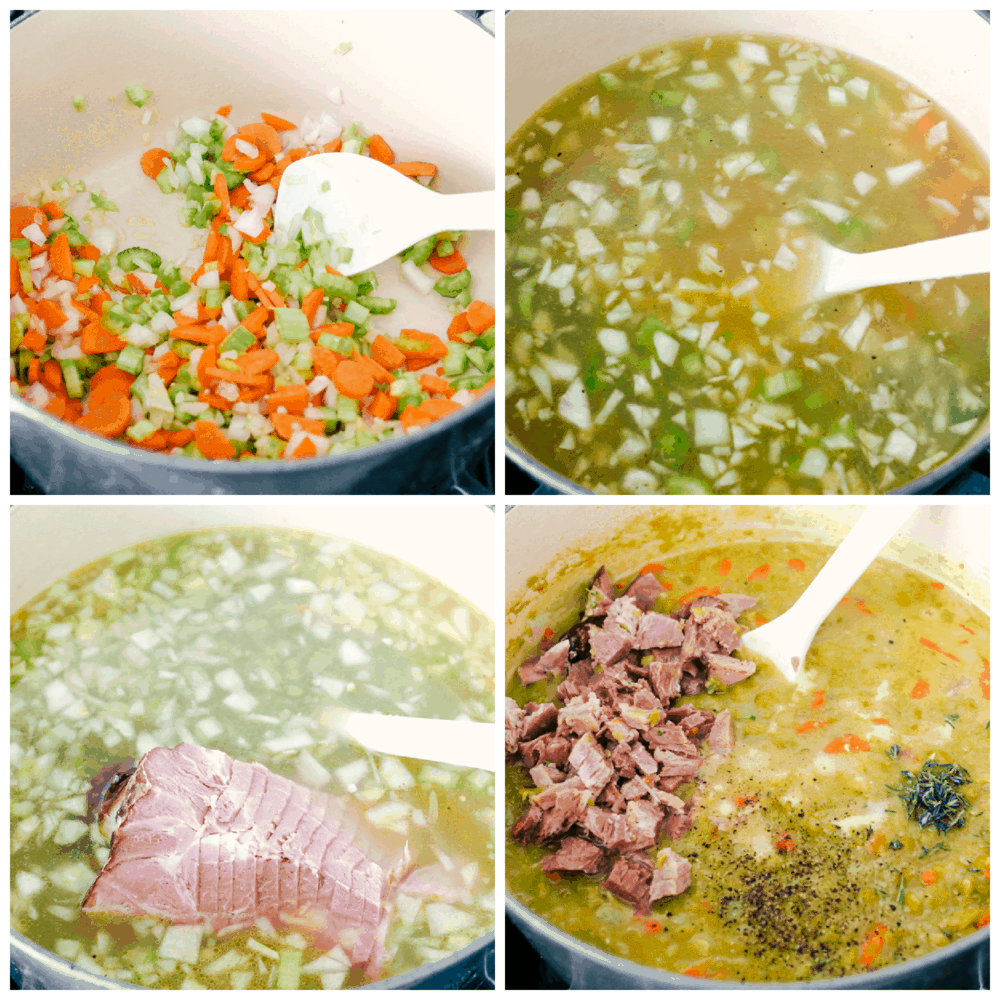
[889, 760, 971, 834]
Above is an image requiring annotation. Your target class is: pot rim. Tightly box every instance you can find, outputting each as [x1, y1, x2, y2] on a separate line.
[503, 10, 989, 497]
[10, 8, 494, 482]
[506, 893, 987, 989]
[9, 926, 495, 991]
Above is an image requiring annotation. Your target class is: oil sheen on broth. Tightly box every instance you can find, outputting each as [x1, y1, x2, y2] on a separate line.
[505, 35, 989, 494]
[11, 528, 494, 989]
[505, 542, 989, 981]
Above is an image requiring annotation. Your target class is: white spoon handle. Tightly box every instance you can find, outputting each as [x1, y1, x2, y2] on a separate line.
[342, 713, 495, 771]
[410, 189, 496, 234]
[823, 228, 989, 297]
[742, 506, 915, 680]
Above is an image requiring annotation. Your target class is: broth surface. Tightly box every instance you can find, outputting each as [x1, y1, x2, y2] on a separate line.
[12, 527, 494, 989]
[505, 540, 989, 981]
[506, 34, 989, 494]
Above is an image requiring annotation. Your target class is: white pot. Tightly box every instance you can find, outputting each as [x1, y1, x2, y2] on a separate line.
[504, 10, 989, 495]
[11, 502, 496, 990]
[11, 10, 495, 494]
[504, 502, 989, 988]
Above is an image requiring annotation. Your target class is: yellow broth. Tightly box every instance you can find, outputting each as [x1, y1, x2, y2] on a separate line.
[505, 34, 989, 494]
[505, 540, 989, 982]
[12, 528, 494, 989]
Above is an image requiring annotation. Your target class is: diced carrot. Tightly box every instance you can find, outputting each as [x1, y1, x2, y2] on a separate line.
[417, 397, 461, 420]
[811, 690, 825, 710]
[795, 720, 831, 734]
[312, 322, 354, 339]
[466, 299, 495, 334]
[27, 357, 41, 384]
[132, 428, 172, 452]
[230, 185, 251, 210]
[920, 869, 937, 886]
[197, 345, 218, 389]
[193, 419, 236, 459]
[88, 364, 135, 399]
[447, 312, 474, 343]
[824, 734, 870, 754]
[370, 334, 406, 371]
[910, 679, 930, 699]
[398, 329, 447, 361]
[40, 200, 64, 220]
[215, 104, 232, 118]
[171, 324, 227, 346]
[367, 389, 397, 421]
[266, 384, 309, 416]
[322, 138, 343, 154]
[399, 404, 434, 432]
[20, 328, 46, 354]
[125, 272, 149, 296]
[859, 923, 887, 968]
[203, 229, 221, 265]
[237, 349, 280, 376]
[34, 298, 69, 329]
[392, 161, 438, 178]
[241, 305, 271, 336]
[238, 122, 283, 157]
[789, 558, 805, 571]
[40, 359, 63, 394]
[775, 833, 796, 853]
[428, 249, 466, 274]
[140, 147, 171, 180]
[249, 161, 276, 183]
[367, 134, 395, 165]
[311, 345, 341, 381]
[198, 389, 234, 410]
[11, 255, 21, 297]
[75, 391, 131, 439]
[11, 205, 48, 244]
[639, 562, 665, 576]
[286, 435, 318, 459]
[354, 351, 392, 386]
[270, 412, 325, 441]
[747, 563, 770, 582]
[332, 360, 374, 400]
[261, 111, 297, 131]
[718, 557, 731, 577]
[675, 584, 721, 606]
[300, 287, 325, 324]
[48, 232, 74, 280]
[228, 257, 249, 302]
[80, 322, 127, 354]
[866, 832, 887, 855]
[44, 393, 67, 420]
[980, 659, 989, 700]
[204, 367, 268, 387]
[77, 244, 101, 262]
[419, 373, 454, 397]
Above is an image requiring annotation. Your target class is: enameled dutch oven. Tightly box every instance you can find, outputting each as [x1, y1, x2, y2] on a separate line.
[505, 503, 989, 988]
[11, 10, 495, 495]
[11, 503, 496, 989]
[504, 10, 989, 495]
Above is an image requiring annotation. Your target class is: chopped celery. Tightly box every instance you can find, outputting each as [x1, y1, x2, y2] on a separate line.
[116, 344, 146, 375]
[474, 326, 495, 350]
[341, 300, 370, 325]
[273, 308, 311, 343]
[126, 419, 157, 442]
[89, 192, 118, 213]
[317, 332, 351, 351]
[451, 374, 492, 390]
[220, 326, 255, 354]
[336, 396, 359, 423]
[11, 238, 30, 260]
[216, 358, 241, 373]
[443, 342, 469, 377]
[763, 369, 802, 400]
[254, 435, 285, 459]
[71, 259, 95, 277]
[117, 247, 162, 273]
[11, 313, 30, 351]
[356, 295, 396, 315]
[334, 41, 352, 56]
[400, 235, 437, 266]
[434, 270, 472, 298]
[203, 286, 227, 310]
[124, 83, 153, 108]
[72, 94, 86, 112]
[317, 273, 358, 300]
[59, 359, 85, 399]
[312, 406, 342, 433]
[214, 159, 247, 189]
[94, 255, 112, 281]
[233, 300, 252, 322]
[650, 89, 685, 106]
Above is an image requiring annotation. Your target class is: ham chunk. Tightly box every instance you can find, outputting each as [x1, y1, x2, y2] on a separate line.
[540, 836, 608, 875]
[569, 732, 614, 794]
[623, 572, 665, 611]
[707, 708, 734, 757]
[650, 847, 691, 901]
[603, 855, 654, 915]
[706, 652, 756, 687]
[636, 612, 684, 649]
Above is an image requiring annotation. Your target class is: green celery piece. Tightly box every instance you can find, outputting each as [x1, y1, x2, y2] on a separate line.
[209, 118, 227, 142]
[396, 394, 426, 413]
[442, 342, 469, 377]
[10, 313, 30, 351]
[72, 259, 95, 277]
[274, 308, 311, 343]
[334, 41, 352, 56]
[466, 346, 489, 372]
[763, 369, 802, 400]
[400, 235, 436, 266]
[658, 427, 690, 465]
[598, 72, 622, 90]
[336, 396, 359, 422]
[233, 300, 252, 322]
[505, 209, 520, 232]
[666, 476, 709, 495]
[680, 352, 702, 376]
[72, 94, 86, 112]
[650, 89, 685, 107]
[117, 247, 162, 273]
[389, 372, 420, 397]
[156, 169, 175, 194]
[804, 391, 826, 411]
[124, 83, 153, 108]
[318, 272, 359, 300]
[203, 287, 227, 310]
[454, 286, 472, 311]
[434, 269, 471, 298]
[89, 192, 118, 213]
[352, 270, 378, 296]
[116, 344, 146, 375]
[122, 294, 144, 312]
[169, 279, 191, 298]
[450, 374, 492, 391]
[356, 295, 396, 315]
[674, 218, 696, 243]
[216, 358, 241, 373]
[18, 260, 34, 293]
[342, 300, 370, 325]
[94, 254, 112, 281]
[214, 159, 247, 190]
[11, 238, 30, 260]
[436, 239, 454, 257]
[220, 326, 255, 354]
[126, 419, 157, 442]
[474, 326, 495, 350]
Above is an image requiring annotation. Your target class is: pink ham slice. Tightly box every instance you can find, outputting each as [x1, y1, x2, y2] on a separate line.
[82, 744, 389, 976]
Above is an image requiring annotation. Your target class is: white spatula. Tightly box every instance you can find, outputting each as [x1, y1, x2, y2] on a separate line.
[740, 506, 916, 683]
[338, 712, 495, 771]
[781, 229, 988, 309]
[274, 153, 495, 275]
